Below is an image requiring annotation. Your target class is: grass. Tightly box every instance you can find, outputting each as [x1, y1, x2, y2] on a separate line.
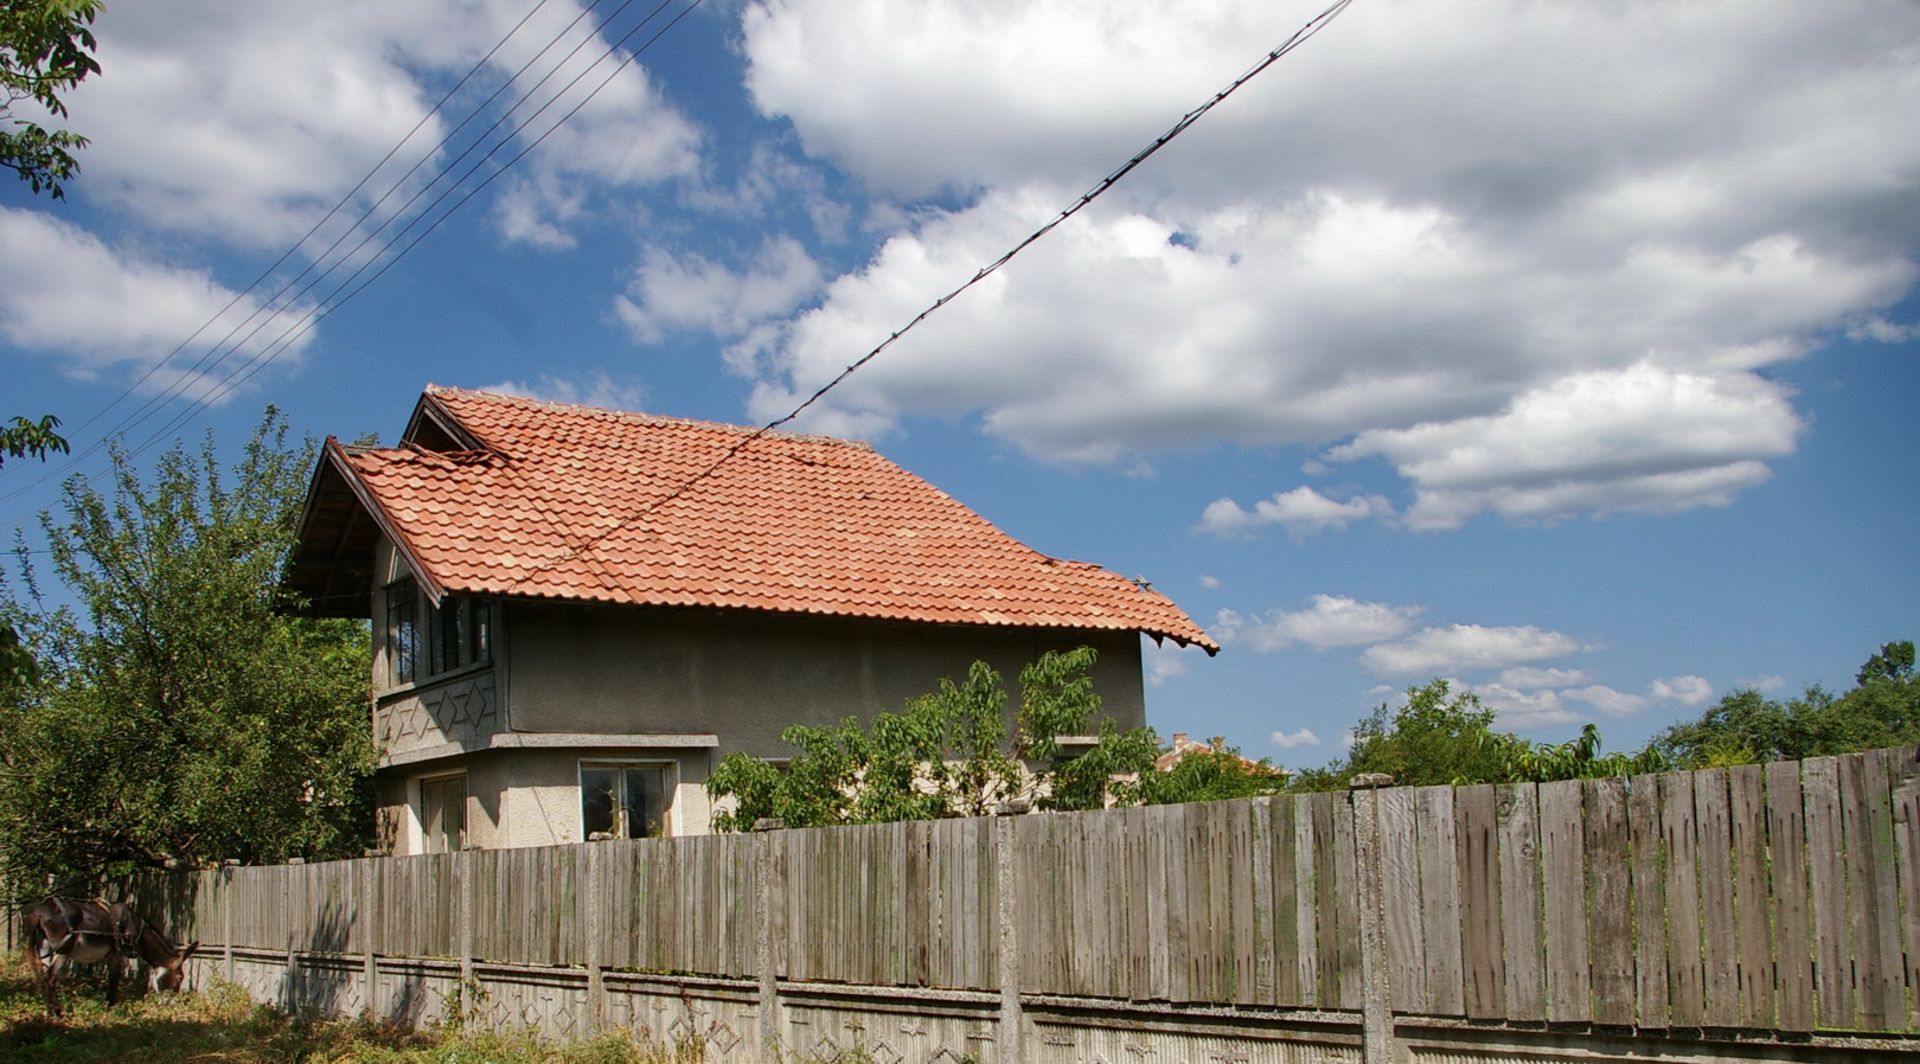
[0, 957, 712, 1063]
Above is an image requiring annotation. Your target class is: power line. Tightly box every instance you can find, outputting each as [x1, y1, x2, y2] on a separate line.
[124, 0, 703, 457]
[2, 0, 705, 528]
[2, 0, 564, 505]
[507, 0, 1358, 591]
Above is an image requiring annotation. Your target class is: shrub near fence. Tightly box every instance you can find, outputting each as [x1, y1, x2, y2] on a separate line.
[109, 746, 1920, 1061]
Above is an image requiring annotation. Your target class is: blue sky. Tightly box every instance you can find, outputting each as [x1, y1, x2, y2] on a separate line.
[3, 0, 1917, 768]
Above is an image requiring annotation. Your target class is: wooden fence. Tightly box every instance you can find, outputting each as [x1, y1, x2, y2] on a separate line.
[123, 745, 1920, 1050]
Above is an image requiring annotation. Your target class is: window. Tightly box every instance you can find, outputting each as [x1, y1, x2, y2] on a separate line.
[419, 774, 466, 854]
[384, 578, 492, 687]
[581, 763, 668, 839]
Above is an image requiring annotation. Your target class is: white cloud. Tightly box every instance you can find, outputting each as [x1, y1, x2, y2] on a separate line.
[1339, 728, 1356, 750]
[1143, 639, 1204, 687]
[1846, 316, 1920, 343]
[1562, 684, 1650, 718]
[1214, 595, 1422, 652]
[0, 207, 316, 396]
[1270, 727, 1320, 749]
[735, 0, 1920, 521]
[1361, 624, 1590, 676]
[1198, 486, 1394, 538]
[1328, 362, 1804, 529]
[1745, 674, 1787, 693]
[65, 1, 698, 248]
[1650, 674, 1714, 706]
[481, 370, 647, 412]
[615, 236, 825, 344]
[1198, 574, 1221, 589]
[1497, 666, 1591, 690]
[1472, 683, 1582, 731]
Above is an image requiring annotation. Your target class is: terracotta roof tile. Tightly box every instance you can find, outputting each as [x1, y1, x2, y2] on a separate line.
[332, 386, 1215, 650]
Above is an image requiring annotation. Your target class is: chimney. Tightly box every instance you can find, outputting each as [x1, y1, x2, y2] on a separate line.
[1172, 732, 1188, 746]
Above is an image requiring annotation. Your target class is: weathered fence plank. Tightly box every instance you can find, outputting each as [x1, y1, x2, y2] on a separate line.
[1841, 751, 1904, 1029]
[1627, 773, 1668, 1027]
[1729, 764, 1774, 1028]
[1661, 771, 1704, 1027]
[1454, 784, 1503, 1020]
[1496, 783, 1544, 1022]
[1890, 745, 1920, 1021]
[1803, 756, 1851, 1028]
[1379, 787, 1425, 1013]
[1540, 779, 1588, 1023]
[1415, 785, 1463, 1017]
[1695, 768, 1739, 1027]
[1584, 777, 1633, 1026]
[1766, 758, 1814, 1031]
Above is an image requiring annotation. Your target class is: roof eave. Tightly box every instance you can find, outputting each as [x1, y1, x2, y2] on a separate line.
[321, 438, 451, 607]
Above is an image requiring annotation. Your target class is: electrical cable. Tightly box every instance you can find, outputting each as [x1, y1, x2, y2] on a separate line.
[506, 0, 1357, 590]
[0, 0, 564, 505]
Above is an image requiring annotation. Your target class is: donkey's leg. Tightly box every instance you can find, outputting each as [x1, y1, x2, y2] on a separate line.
[107, 952, 123, 1006]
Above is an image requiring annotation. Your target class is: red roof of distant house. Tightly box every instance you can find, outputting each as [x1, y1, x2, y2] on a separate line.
[290, 386, 1215, 650]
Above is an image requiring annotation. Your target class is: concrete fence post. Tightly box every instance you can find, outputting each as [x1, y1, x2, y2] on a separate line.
[283, 858, 302, 1009]
[361, 858, 378, 1017]
[1349, 776, 1396, 1064]
[222, 861, 236, 987]
[995, 816, 1023, 1064]
[458, 849, 474, 1005]
[585, 843, 603, 1035]
[755, 828, 779, 1060]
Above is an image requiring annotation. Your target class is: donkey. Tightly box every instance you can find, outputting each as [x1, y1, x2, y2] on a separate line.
[23, 897, 200, 1017]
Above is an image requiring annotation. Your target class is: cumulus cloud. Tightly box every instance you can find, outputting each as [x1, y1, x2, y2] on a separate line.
[1270, 727, 1320, 749]
[1143, 639, 1204, 687]
[1198, 486, 1393, 538]
[1361, 624, 1590, 676]
[1650, 674, 1714, 706]
[1846, 316, 1920, 343]
[1214, 595, 1421, 652]
[1198, 574, 1221, 589]
[1561, 684, 1650, 718]
[481, 370, 648, 412]
[0, 207, 317, 396]
[1497, 666, 1592, 689]
[1471, 682, 1582, 730]
[735, 0, 1920, 520]
[66, 0, 697, 248]
[1745, 674, 1787, 693]
[1328, 362, 1804, 529]
[615, 236, 824, 344]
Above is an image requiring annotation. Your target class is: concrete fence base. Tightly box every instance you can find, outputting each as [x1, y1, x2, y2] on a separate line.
[188, 949, 1919, 1064]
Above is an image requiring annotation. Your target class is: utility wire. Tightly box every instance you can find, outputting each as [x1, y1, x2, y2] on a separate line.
[1, 0, 562, 505]
[124, 0, 703, 458]
[508, 0, 1357, 591]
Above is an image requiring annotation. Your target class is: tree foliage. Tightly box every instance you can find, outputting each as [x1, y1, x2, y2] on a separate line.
[0, 411, 374, 892]
[1289, 679, 1663, 791]
[1650, 641, 1919, 767]
[1135, 741, 1290, 805]
[1, 0, 102, 198]
[706, 647, 1159, 830]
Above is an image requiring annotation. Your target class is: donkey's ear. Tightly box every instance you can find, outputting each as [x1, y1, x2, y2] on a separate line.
[182, 940, 200, 960]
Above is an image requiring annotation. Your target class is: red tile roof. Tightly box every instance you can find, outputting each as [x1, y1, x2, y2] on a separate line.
[318, 386, 1215, 650]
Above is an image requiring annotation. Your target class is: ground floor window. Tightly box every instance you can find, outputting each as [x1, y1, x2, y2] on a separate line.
[581, 762, 668, 839]
[419, 773, 466, 854]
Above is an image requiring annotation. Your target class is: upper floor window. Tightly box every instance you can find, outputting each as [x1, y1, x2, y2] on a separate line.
[385, 578, 491, 687]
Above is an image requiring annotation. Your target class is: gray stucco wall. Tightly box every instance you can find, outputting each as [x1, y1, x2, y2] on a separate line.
[501, 599, 1148, 757]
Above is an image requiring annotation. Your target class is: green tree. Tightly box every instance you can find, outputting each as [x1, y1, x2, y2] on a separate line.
[0, 413, 67, 467]
[1650, 640, 1919, 767]
[1290, 679, 1663, 790]
[1136, 741, 1290, 805]
[0, 410, 374, 891]
[706, 647, 1156, 829]
[1, 0, 102, 198]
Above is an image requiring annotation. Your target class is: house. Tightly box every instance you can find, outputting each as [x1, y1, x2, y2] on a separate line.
[1153, 732, 1287, 775]
[285, 386, 1216, 854]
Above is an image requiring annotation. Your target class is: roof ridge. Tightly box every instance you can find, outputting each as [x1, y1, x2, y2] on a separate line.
[424, 384, 876, 453]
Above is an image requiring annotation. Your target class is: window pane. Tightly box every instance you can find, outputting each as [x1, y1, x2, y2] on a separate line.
[621, 767, 667, 839]
[581, 767, 618, 839]
[389, 582, 417, 685]
[421, 776, 465, 855]
[471, 601, 491, 665]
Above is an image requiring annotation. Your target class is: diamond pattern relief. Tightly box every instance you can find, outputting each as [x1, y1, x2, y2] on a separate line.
[707, 1021, 741, 1053]
[869, 1040, 902, 1064]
